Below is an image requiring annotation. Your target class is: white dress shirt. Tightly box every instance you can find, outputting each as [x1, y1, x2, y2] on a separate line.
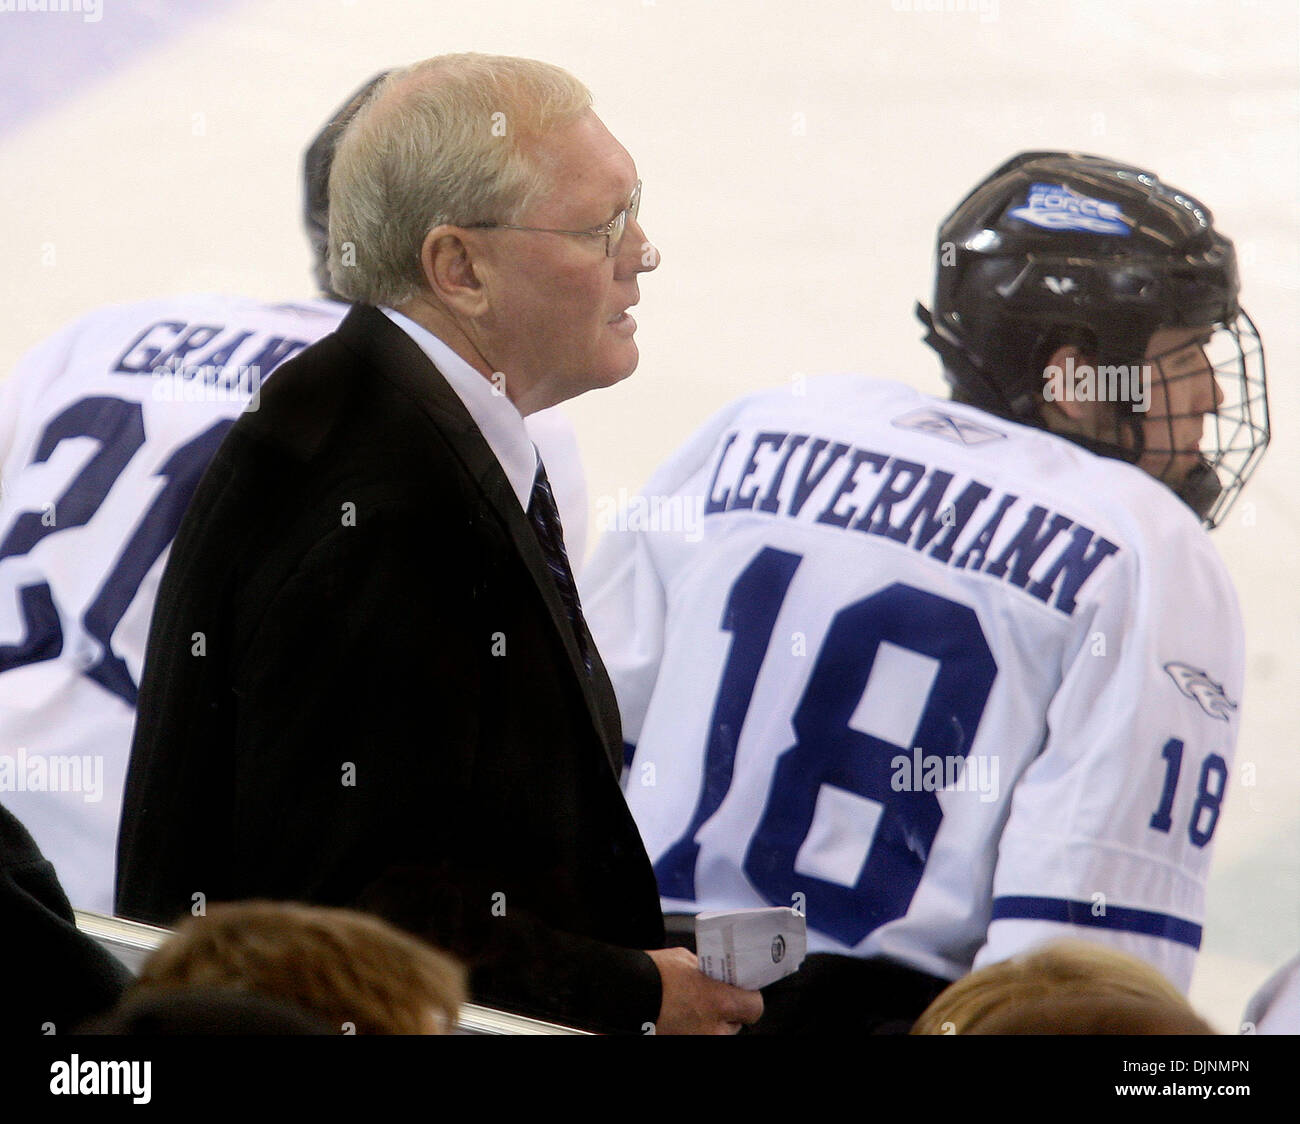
[381, 306, 536, 511]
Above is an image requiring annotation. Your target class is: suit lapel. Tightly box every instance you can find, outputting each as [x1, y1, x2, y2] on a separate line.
[334, 305, 624, 775]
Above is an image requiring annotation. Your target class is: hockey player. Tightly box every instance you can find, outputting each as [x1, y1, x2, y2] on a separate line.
[581, 152, 1269, 1031]
[0, 73, 587, 916]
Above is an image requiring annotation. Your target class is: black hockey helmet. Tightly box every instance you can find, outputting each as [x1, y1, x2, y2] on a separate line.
[917, 151, 1269, 528]
[303, 72, 391, 299]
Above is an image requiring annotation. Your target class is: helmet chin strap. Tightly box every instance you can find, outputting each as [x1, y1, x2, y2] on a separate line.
[1090, 358, 1222, 522]
[1176, 458, 1223, 521]
[921, 302, 1227, 523]
[1038, 411, 1220, 522]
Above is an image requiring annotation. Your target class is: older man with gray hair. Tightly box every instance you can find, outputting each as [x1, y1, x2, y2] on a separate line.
[117, 54, 762, 1035]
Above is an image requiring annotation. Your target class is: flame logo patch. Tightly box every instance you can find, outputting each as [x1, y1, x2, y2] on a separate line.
[1163, 661, 1237, 722]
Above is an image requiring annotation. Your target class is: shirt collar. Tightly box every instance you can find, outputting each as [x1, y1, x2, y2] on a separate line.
[380, 306, 537, 511]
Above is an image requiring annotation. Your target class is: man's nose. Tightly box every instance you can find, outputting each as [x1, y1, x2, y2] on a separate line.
[620, 216, 660, 274]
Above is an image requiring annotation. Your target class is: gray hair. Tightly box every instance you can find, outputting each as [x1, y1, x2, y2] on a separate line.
[327, 54, 593, 307]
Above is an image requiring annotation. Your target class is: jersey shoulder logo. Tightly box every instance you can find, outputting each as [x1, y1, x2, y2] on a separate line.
[1163, 661, 1237, 722]
[1009, 182, 1131, 236]
[891, 408, 1007, 447]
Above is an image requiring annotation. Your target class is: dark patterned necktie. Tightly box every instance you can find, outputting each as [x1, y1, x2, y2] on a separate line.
[527, 458, 592, 676]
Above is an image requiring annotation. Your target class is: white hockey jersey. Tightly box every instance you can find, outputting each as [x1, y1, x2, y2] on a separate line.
[581, 376, 1244, 992]
[0, 294, 587, 914]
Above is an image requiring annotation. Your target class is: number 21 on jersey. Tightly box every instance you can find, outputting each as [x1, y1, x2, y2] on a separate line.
[0, 395, 232, 704]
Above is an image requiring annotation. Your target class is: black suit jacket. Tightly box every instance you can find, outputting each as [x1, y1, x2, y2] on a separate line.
[116, 304, 665, 1032]
[2, 803, 132, 1034]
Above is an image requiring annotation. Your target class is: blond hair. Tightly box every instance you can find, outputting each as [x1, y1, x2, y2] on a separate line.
[912, 940, 1212, 1035]
[327, 53, 592, 306]
[130, 901, 467, 1035]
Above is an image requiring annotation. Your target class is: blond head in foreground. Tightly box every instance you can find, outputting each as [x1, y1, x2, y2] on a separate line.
[130, 901, 467, 1034]
[912, 940, 1214, 1035]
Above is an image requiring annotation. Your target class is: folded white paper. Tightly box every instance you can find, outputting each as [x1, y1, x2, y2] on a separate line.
[695, 907, 806, 990]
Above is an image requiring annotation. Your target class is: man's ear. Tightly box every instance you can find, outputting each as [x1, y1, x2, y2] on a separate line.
[419, 226, 490, 318]
[1042, 343, 1095, 423]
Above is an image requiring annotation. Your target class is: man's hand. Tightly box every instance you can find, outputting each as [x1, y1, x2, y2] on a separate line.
[645, 946, 764, 1034]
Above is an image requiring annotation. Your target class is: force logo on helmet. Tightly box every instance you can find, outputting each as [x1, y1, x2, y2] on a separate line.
[917, 150, 1269, 529]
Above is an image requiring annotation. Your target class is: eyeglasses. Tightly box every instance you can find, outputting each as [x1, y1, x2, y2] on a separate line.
[470, 180, 641, 258]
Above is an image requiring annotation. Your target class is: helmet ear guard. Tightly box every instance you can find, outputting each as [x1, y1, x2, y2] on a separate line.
[915, 302, 1022, 417]
[923, 151, 1269, 529]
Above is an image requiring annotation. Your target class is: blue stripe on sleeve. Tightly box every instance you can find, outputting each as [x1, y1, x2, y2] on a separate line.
[990, 895, 1202, 949]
